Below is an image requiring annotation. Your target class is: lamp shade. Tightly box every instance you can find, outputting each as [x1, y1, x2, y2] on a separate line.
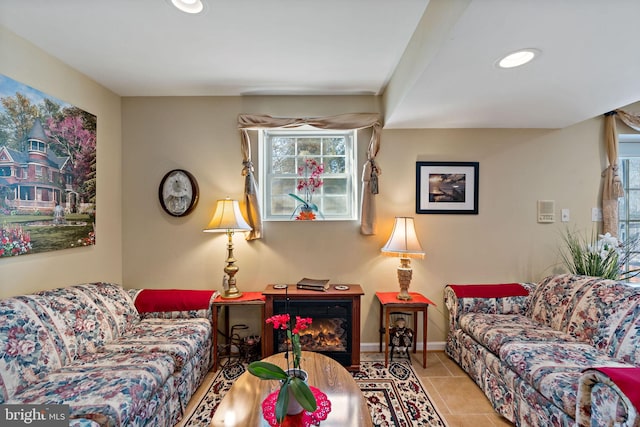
[381, 217, 425, 259]
[203, 199, 252, 232]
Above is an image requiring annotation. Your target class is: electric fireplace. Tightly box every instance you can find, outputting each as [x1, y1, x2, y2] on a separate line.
[262, 284, 363, 370]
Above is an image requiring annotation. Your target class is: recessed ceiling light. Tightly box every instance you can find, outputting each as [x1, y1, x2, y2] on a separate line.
[171, 0, 204, 14]
[497, 49, 540, 69]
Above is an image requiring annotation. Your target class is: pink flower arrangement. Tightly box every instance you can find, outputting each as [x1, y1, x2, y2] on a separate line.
[290, 158, 325, 220]
[296, 159, 324, 194]
[266, 313, 312, 369]
[248, 313, 317, 423]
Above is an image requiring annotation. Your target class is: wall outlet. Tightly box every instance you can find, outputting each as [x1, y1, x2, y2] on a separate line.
[592, 207, 603, 222]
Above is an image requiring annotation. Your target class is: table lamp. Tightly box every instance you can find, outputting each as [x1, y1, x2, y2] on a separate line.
[203, 198, 252, 298]
[381, 217, 425, 300]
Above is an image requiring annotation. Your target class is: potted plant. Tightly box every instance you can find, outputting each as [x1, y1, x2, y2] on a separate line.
[289, 158, 324, 220]
[560, 228, 640, 280]
[248, 314, 317, 423]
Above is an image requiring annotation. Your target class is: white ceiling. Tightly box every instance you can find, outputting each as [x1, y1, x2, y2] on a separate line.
[1, 0, 639, 129]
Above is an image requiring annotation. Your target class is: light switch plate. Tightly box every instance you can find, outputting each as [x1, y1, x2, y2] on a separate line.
[561, 209, 570, 222]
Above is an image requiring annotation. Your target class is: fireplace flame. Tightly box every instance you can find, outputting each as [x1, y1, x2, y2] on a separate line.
[278, 318, 347, 353]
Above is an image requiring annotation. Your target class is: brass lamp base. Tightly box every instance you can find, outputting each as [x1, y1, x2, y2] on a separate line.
[220, 230, 243, 299]
[396, 258, 413, 300]
[221, 289, 243, 299]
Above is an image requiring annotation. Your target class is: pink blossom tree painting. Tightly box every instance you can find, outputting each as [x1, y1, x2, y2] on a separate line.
[0, 74, 97, 256]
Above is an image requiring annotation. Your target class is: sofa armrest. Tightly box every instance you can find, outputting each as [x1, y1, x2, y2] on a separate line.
[130, 289, 219, 320]
[444, 282, 536, 332]
[577, 367, 640, 427]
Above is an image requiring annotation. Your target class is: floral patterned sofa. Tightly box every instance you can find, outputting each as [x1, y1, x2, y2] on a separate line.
[444, 274, 640, 427]
[0, 282, 215, 427]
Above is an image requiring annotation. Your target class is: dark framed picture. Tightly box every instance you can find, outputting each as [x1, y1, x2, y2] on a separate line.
[416, 161, 479, 214]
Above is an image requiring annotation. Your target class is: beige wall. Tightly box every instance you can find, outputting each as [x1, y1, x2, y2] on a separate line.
[0, 27, 123, 296]
[122, 96, 606, 346]
[0, 25, 617, 347]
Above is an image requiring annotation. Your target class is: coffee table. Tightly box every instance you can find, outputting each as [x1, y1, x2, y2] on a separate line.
[210, 351, 373, 426]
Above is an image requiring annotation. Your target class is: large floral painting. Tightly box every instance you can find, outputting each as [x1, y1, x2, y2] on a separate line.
[0, 74, 96, 257]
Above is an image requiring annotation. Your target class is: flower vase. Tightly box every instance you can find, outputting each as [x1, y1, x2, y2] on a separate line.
[296, 206, 316, 221]
[283, 368, 309, 415]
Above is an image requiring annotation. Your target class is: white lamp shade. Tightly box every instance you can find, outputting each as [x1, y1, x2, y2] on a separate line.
[381, 217, 425, 259]
[203, 199, 252, 232]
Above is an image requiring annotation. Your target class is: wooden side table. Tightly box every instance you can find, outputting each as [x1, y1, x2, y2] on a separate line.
[212, 292, 265, 371]
[375, 291, 435, 368]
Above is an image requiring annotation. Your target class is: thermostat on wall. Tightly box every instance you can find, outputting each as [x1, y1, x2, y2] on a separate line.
[537, 200, 555, 223]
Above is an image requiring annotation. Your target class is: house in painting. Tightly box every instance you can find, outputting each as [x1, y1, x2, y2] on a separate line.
[0, 118, 74, 214]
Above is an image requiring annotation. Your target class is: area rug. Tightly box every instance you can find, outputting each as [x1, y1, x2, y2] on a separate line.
[181, 357, 448, 427]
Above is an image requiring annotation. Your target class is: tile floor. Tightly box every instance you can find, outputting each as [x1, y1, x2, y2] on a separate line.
[411, 351, 514, 427]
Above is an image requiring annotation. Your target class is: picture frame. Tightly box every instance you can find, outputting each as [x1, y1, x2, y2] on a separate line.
[416, 161, 479, 214]
[0, 74, 97, 257]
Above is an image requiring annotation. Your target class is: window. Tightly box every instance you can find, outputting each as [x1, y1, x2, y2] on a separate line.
[259, 128, 357, 221]
[29, 141, 46, 153]
[618, 135, 640, 282]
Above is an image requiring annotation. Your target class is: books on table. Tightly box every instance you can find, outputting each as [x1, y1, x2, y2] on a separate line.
[296, 278, 330, 291]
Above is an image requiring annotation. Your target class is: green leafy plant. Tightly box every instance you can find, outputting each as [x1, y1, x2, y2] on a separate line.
[560, 228, 640, 280]
[248, 314, 317, 423]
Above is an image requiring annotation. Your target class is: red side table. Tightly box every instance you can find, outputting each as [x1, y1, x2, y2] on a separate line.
[212, 292, 265, 371]
[375, 292, 436, 368]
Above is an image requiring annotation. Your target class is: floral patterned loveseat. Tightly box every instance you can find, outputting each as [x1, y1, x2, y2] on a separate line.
[0, 282, 215, 427]
[445, 274, 640, 426]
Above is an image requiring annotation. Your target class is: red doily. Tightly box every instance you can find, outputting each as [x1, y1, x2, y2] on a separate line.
[261, 386, 331, 427]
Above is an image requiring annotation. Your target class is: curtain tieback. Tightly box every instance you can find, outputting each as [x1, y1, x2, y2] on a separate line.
[370, 159, 380, 195]
[602, 164, 619, 177]
[242, 160, 254, 176]
[602, 165, 624, 198]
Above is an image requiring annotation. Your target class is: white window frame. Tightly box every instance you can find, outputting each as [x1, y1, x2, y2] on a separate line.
[29, 141, 46, 153]
[618, 134, 640, 282]
[259, 127, 358, 221]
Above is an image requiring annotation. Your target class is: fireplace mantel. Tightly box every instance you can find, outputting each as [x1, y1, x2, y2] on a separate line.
[262, 284, 363, 370]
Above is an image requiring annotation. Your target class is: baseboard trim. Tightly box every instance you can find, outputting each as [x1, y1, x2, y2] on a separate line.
[360, 341, 446, 352]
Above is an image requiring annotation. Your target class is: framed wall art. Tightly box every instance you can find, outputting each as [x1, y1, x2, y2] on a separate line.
[416, 161, 479, 214]
[0, 74, 97, 257]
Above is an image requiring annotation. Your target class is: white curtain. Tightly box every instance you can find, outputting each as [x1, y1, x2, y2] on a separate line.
[237, 113, 383, 239]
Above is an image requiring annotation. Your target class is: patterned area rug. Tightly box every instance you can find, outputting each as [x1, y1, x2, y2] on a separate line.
[182, 357, 448, 427]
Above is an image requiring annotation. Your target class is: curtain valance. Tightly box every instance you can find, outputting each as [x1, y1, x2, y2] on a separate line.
[237, 113, 383, 240]
[615, 109, 640, 132]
